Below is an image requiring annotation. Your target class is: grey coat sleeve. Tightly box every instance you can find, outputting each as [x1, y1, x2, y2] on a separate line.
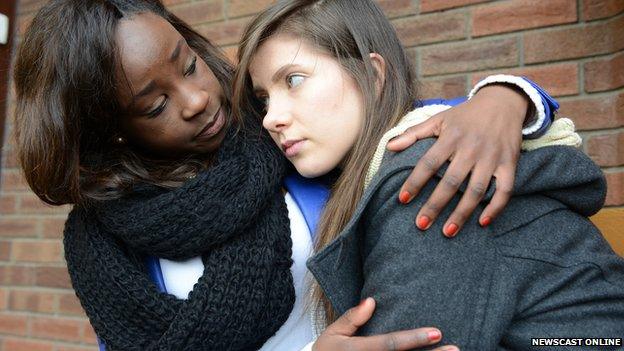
[356, 168, 624, 350]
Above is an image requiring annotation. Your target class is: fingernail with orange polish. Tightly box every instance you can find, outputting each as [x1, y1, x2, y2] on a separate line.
[444, 223, 459, 237]
[417, 216, 430, 230]
[480, 216, 492, 227]
[427, 329, 441, 342]
[399, 191, 411, 204]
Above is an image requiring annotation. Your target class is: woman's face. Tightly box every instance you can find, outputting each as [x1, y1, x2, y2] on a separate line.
[114, 12, 227, 158]
[249, 34, 365, 178]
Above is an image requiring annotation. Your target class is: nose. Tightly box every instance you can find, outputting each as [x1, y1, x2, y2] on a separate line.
[180, 83, 210, 120]
[262, 98, 292, 133]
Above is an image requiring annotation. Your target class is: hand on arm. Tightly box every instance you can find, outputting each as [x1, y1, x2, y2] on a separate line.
[387, 84, 530, 237]
[312, 298, 458, 351]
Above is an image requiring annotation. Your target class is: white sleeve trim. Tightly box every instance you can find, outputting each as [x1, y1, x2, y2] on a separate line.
[300, 341, 315, 351]
[468, 74, 546, 136]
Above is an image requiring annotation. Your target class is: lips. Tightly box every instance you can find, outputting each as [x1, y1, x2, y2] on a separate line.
[195, 107, 224, 140]
[281, 139, 305, 158]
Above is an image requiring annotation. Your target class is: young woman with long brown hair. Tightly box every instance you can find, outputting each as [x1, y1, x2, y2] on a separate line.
[15, 0, 561, 350]
[233, 0, 624, 349]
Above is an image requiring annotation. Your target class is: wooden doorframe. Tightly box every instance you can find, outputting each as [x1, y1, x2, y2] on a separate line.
[0, 0, 17, 167]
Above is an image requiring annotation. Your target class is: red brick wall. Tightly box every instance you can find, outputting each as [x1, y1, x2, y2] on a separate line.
[1, 0, 622, 349]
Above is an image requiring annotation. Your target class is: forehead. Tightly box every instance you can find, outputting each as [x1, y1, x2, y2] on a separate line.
[249, 35, 319, 78]
[115, 13, 181, 82]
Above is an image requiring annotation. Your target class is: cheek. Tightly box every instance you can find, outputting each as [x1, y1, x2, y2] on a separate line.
[269, 131, 280, 147]
[199, 61, 222, 93]
[127, 119, 184, 147]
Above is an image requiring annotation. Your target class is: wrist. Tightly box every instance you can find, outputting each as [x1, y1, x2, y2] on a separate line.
[473, 84, 530, 126]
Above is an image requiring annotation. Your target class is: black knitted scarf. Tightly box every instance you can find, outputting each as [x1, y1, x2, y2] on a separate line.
[63, 125, 295, 351]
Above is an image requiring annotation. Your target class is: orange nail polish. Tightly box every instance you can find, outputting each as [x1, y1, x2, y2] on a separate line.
[427, 329, 441, 342]
[417, 216, 430, 230]
[480, 216, 492, 227]
[399, 191, 411, 204]
[445, 223, 459, 237]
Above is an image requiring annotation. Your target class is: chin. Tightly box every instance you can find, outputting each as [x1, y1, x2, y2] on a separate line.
[294, 161, 332, 179]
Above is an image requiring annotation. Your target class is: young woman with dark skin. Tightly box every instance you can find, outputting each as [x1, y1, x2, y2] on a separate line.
[14, 1, 556, 350]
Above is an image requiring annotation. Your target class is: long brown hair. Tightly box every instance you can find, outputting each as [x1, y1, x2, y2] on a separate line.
[14, 0, 234, 206]
[233, 0, 417, 325]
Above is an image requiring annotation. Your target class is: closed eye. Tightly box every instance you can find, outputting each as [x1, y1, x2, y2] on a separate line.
[146, 96, 168, 118]
[184, 56, 197, 76]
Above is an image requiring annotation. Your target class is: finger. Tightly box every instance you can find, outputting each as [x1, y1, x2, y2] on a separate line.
[442, 161, 495, 237]
[431, 346, 460, 351]
[350, 327, 444, 351]
[480, 163, 516, 226]
[398, 140, 452, 206]
[415, 156, 472, 234]
[326, 297, 376, 336]
[387, 116, 442, 152]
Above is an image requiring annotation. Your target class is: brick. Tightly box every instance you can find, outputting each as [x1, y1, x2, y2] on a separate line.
[0, 241, 9, 261]
[558, 92, 624, 130]
[524, 15, 624, 64]
[473, 0, 577, 37]
[0, 217, 39, 238]
[17, 13, 34, 37]
[419, 76, 468, 99]
[584, 52, 624, 92]
[1, 147, 19, 169]
[421, 37, 518, 76]
[13, 240, 63, 263]
[162, 0, 191, 6]
[582, 0, 624, 21]
[17, 0, 49, 15]
[0, 313, 28, 335]
[169, 1, 223, 25]
[220, 45, 238, 65]
[0, 266, 36, 286]
[18, 193, 71, 215]
[31, 316, 83, 342]
[421, 0, 490, 13]
[0, 288, 7, 309]
[81, 321, 98, 344]
[471, 63, 579, 97]
[0, 169, 29, 191]
[9, 290, 57, 314]
[35, 266, 72, 289]
[227, 0, 275, 18]
[58, 347, 99, 351]
[56, 346, 99, 351]
[393, 12, 466, 47]
[2, 337, 54, 351]
[41, 217, 68, 239]
[377, 0, 417, 18]
[586, 132, 624, 167]
[590, 208, 624, 256]
[0, 194, 17, 214]
[198, 17, 251, 46]
[59, 293, 86, 316]
[604, 171, 623, 206]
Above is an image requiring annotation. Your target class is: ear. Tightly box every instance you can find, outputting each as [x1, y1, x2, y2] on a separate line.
[369, 53, 386, 94]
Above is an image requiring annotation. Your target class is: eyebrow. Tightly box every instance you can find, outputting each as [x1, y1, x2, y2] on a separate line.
[252, 64, 301, 93]
[170, 38, 184, 63]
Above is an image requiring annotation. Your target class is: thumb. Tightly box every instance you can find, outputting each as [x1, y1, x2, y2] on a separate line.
[326, 297, 376, 337]
[387, 116, 441, 152]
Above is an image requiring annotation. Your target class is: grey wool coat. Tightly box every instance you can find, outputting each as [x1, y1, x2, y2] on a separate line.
[307, 141, 624, 350]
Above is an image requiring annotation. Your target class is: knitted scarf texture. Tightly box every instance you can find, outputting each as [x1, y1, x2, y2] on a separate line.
[64, 125, 295, 351]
